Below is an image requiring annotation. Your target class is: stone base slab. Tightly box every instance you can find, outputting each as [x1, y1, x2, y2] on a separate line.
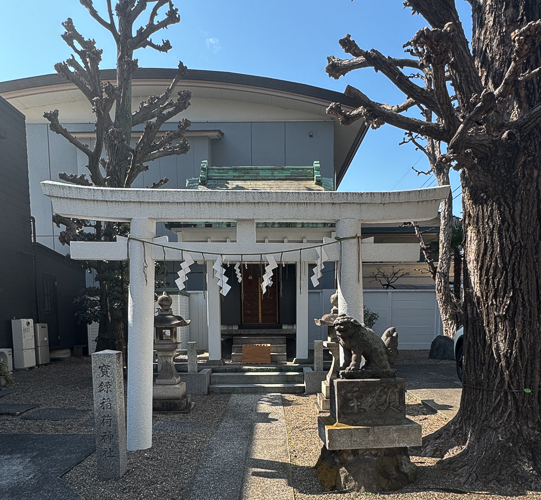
[182, 369, 211, 395]
[321, 380, 331, 399]
[153, 397, 192, 412]
[153, 382, 187, 400]
[318, 416, 422, 451]
[303, 368, 328, 395]
[317, 393, 330, 412]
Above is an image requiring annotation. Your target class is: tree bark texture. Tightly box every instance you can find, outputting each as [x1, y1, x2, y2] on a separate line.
[424, 150, 541, 491]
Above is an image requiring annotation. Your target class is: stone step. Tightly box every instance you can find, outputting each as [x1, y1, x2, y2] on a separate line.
[231, 345, 287, 354]
[210, 371, 304, 385]
[232, 336, 287, 345]
[212, 365, 302, 373]
[231, 353, 287, 363]
[208, 383, 305, 394]
[224, 329, 295, 336]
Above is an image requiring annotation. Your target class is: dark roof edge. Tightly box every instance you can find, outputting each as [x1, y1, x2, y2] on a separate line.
[336, 124, 369, 188]
[0, 68, 359, 107]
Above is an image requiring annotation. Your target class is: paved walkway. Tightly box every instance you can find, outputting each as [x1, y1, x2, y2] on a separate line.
[187, 394, 293, 500]
[0, 433, 94, 500]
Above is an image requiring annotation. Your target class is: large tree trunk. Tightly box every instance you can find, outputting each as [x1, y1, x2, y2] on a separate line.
[423, 146, 541, 492]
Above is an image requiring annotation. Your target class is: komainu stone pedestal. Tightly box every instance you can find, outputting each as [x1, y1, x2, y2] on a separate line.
[317, 380, 331, 411]
[316, 377, 421, 492]
[316, 340, 339, 412]
[315, 446, 417, 493]
[331, 378, 406, 426]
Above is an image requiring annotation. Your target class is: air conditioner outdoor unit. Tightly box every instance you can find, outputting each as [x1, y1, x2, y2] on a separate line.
[0, 348, 13, 372]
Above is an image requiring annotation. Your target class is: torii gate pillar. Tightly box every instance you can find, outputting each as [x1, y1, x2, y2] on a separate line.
[127, 218, 156, 451]
[336, 218, 363, 322]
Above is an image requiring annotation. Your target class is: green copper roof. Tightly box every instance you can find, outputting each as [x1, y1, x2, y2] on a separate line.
[185, 161, 334, 191]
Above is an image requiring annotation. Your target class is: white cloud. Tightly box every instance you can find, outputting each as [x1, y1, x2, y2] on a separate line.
[205, 37, 221, 54]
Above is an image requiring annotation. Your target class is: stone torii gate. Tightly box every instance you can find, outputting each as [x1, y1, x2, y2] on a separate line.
[41, 180, 449, 451]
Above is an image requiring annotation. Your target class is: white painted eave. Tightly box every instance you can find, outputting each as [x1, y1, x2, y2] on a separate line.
[41, 181, 449, 224]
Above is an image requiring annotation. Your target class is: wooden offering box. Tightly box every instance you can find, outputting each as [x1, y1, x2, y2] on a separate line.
[242, 344, 271, 364]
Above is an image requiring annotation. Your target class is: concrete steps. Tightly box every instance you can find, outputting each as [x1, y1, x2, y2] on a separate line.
[209, 383, 305, 394]
[208, 369, 305, 394]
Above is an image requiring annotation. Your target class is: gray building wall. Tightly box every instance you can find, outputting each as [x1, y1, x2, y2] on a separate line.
[0, 96, 36, 348]
[27, 120, 334, 251]
[34, 244, 87, 349]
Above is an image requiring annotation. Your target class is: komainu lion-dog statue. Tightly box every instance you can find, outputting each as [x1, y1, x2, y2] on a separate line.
[333, 313, 398, 378]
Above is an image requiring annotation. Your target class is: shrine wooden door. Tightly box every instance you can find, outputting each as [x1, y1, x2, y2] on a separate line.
[241, 264, 279, 325]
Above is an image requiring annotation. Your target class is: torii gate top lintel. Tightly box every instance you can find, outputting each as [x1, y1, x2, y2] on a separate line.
[41, 181, 450, 224]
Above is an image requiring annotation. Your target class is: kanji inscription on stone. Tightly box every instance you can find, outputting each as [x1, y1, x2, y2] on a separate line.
[332, 378, 406, 426]
[92, 349, 127, 479]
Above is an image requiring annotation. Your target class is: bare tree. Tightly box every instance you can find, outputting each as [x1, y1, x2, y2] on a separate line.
[370, 266, 410, 289]
[326, 0, 541, 492]
[45, 0, 191, 352]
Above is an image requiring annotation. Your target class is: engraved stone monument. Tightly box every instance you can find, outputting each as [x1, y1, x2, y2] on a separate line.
[316, 314, 421, 493]
[91, 349, 127, 479]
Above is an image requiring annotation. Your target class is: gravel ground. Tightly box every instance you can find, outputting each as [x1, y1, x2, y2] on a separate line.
[1, 353, 540, 499]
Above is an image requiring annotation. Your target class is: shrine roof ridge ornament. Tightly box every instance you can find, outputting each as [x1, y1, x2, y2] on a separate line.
[41, 181, 450, 224]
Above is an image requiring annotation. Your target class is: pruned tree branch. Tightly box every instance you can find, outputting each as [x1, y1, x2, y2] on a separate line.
[330, 85, 448, 141]
[43, 110, 91, 156]
[518, 66, 541, 83]
[59, 172, 93, 186]
[80, 0, 119, 41]
[405, 1, 483, 110]
[410, 25, 459, 132]
[52, 214, 92, 245]
[494, 20, 541, 100]
[327, 35, 441, 117]
[150, 177, 169, 189]
[448, 90, 495, 151]
[132, 61, 188, 125]
[127, 116, 191, 185]
[384, 98, 417, 114]
[326, 52, 421, 80]
[131, 0, 179, 51]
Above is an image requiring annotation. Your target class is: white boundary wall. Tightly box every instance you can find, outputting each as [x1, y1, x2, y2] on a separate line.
[187, 291, 209, 351]
[188, 288, 441, 353]
[309, 289, 442, 350]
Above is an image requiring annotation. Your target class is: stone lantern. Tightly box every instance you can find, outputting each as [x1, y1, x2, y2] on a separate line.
[153, 292, 191, 411]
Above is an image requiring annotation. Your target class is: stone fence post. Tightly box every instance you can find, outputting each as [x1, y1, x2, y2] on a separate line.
[187, 341, 198, 373]
[314, 340, 324, 372]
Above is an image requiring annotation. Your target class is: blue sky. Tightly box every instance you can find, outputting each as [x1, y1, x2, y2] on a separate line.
[0, 0, 471, 213]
